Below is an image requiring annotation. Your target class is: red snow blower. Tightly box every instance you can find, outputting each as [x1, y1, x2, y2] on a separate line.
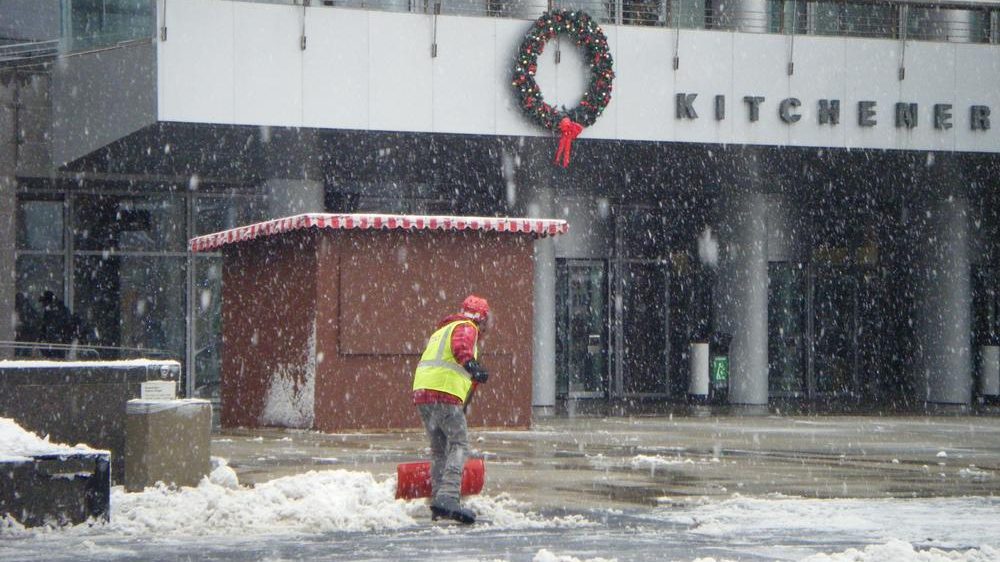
[395, 458, 485, 500]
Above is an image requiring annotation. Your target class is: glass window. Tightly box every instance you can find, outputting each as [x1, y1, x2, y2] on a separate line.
[438, 0, 492, 17]
[17, 200, 63, 251]
[974, 266, 1000, 345]
[768, 0, 788, 33]
[69, 0, 155, 52]
[74, 255, 186, 361]
[908, 6, 989, 42]
[813, 267, 857, 394]
[672, 0, 704, 28]
[811, 1, 843, 36]
[620, 261, 669, 395]
[74, 194, 187, 252]
[842, 2, 894, 38]
[557, 0, 614, 24]
[194, 195, 267, 237]
[782, 0, 809, 34]
[15, 255, 65, 346]
[768, 262, 806, 395]
[194, 257, 223, 401]
[618, 211, 666, 260]
[556, 260, 609, 397]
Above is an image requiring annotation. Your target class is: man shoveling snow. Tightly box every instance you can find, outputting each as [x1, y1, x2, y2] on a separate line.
[410, 295, 492, 524]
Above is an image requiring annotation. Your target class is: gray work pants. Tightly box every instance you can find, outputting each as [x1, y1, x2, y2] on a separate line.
[417, 403, 468, 508]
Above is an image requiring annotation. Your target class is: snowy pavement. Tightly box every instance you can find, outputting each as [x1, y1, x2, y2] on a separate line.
[2, 415, 999, 561]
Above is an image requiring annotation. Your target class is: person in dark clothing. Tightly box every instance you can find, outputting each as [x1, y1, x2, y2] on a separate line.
[14, 293, 41, 357]
[38, 291, 76, 358]
[411, 295, 492, 524]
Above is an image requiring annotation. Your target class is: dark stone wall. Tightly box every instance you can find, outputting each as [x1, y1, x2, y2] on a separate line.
[0, 362, 181, 483]
[0, 454, 110, 527]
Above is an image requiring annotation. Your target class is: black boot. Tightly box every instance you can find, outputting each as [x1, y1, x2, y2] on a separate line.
[430, 503, 476, 524]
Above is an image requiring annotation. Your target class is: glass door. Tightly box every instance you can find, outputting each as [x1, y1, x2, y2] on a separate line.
[556, 260, 609, 398]
[617, 260, 670, 396]
[855, 268, 886, 400]
[768, 262, 807, 396]
[812, 266, 859, 396]
[613, 208, 671, 399]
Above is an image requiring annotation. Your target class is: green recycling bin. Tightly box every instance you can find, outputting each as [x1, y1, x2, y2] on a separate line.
[710, 356, 729, 385]
[709, 355, 729, 403]
[708, 332, 731, 404]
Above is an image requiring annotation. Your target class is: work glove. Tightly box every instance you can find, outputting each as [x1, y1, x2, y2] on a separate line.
[464, 359, 489, 383]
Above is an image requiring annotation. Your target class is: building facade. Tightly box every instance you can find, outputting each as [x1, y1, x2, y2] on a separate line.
[2, 0, 999, 416]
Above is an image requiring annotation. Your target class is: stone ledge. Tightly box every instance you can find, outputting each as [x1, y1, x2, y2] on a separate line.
[0, 453, 110, 528]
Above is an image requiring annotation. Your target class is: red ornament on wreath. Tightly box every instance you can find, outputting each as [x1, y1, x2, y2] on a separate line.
[511, 10, 615, 168]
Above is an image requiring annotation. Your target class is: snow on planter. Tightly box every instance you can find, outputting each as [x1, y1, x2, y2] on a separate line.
[0, 417, 110, 527]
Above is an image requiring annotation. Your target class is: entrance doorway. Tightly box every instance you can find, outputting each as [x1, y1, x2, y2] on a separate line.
[616, 260, 670, 397]
[768, 262, 807, 396]
[556, 259, 609, 398]
[767, 261, 883, 402]
[554, 206, 684, 405]
[812, 266, 858, 396]
[613, 209, 671, 399]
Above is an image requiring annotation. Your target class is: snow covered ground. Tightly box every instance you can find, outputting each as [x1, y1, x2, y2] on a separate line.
[1, 466, 997, 562]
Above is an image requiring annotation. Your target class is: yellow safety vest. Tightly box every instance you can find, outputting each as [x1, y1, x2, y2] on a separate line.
[412, 320, 479, 402]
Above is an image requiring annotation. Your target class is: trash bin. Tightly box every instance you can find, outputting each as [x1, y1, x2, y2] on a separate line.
[978, 344, 1000, 400]
[125, 399, 212, 492]
[688, 339, 710, 403]
[708, 333, 731, 404]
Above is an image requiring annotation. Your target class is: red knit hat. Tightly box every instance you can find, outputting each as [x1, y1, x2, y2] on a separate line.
[461, 295, 490, 322]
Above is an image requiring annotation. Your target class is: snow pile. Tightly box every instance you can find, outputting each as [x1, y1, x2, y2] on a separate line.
[109, 469, 416, 536]
[0, 467, 591, 538]
[692, 540, 997, 562]
[533, 548, 617, 562]
[1, 514, 26, 533]
[260, 329, 316, 428]
[802, 540, 999, 562]
[466, 493, 594, 530]
[630, 455, 688, 471]
[657, 496, 1000, 550]
[207, 457, 239, 489]
[534, 547, 998, 562]
[957, 467, 993, 481]
[0, 417, 107, 462]
[0, 359, 180, 369]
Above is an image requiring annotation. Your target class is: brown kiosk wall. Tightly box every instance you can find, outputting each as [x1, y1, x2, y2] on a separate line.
[219, 226, 537, 432]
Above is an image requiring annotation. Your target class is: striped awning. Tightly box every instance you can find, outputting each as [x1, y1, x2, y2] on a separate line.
[189, 213, 569, 253]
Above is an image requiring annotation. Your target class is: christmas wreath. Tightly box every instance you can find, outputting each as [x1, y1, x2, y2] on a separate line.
[512, 10, 614, 167]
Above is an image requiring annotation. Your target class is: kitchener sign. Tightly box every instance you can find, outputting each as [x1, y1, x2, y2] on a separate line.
[675, 93, 992, 132]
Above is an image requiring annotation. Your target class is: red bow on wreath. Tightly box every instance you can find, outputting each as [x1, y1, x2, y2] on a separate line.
[554, 117, 583, 168]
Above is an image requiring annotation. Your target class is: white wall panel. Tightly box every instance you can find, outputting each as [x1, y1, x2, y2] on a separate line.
[303, 9, 370, 130]
[495, 19, 537, 137]
[732, 33, 788, 147]
[844, 39, 901, 151]
[614, 27, 673, 142]
[672, 30, 734, 145]
[157, 2, 1000, 153]
[158, 0, 234, 123]
[432, 17, 496, 134]
[900, 42, 957, 152]
[579, 25, 617, 140]
[369, 13, 433, 132]
[788, 35, 847, 149]
[234, 3, 303, 126]
[955, 43, 1000, 153]
[537, 31, 586, 112]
